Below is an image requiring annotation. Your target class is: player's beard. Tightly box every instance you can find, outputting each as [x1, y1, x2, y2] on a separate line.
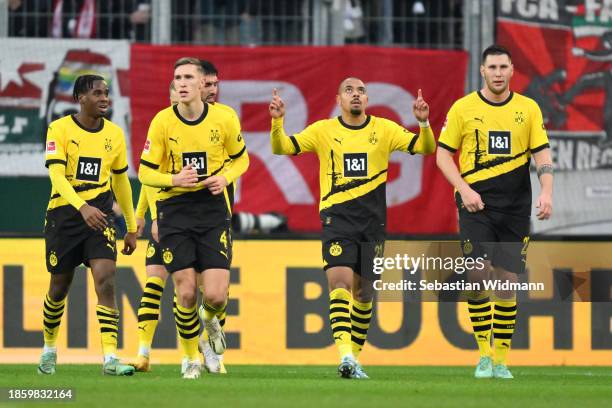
[350, 107, 362, 116]
[486, 78, 508, 95]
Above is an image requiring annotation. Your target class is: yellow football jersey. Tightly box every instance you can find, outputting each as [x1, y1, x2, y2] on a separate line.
[44, 115, 129, 211]
[438, 91, 549, 214]
[292, 115, 421, 219]
[140, 103, 246, 202]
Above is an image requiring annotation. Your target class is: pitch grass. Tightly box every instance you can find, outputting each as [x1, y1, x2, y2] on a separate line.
[1, 365, 611, 408]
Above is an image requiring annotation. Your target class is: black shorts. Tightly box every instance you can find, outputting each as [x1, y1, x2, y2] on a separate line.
[458, 207, 530, 274]
[157, 189, 232, 273]
[145, 239, 163, 266]
[45, 211, 117, 274]
[320, 211, 385, 280]
[158, 223, 232, 273]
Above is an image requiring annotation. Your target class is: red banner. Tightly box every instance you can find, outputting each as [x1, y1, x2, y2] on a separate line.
[130, 45, 467, 233]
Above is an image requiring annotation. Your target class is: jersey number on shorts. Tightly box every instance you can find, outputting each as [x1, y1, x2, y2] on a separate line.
[487, 131, 511, 155]
[183, 152, 208, 178]
[76, 156, 102, 182]
[343, 153, 368, 178]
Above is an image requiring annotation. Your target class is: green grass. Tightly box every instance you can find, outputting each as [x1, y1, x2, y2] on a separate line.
[1, 365, 612, 408]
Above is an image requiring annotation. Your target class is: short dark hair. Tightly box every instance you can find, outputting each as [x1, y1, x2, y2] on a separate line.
[200, 60, 218, 76]
[72, 74, 105, 102]
[481, 45, 512, 64]
[174, 57, 204, 74]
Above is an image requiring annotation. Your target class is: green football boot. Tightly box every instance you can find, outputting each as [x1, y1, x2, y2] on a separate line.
[37, 350, 57, 375]
[103, 358, 135, 376]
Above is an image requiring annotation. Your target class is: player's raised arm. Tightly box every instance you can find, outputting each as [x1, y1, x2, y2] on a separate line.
[269, 88, 298, 155]
[410, 89, 436, 155]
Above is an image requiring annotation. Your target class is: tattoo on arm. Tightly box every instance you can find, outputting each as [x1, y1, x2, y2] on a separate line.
[537, 164, 554, 178]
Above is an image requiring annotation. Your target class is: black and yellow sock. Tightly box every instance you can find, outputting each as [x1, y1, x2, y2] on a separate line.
[350, 298, 372, 358]
[136, 276, 165, 357]
[43, 294, 66, 348]
[174, 302, 200, 361]
[96, 305, 119, 358]
[216, 300, 227, 329]
[492, 299, 517, 366]
[329, 288, 352, 359]
[468, 296, 492, 358]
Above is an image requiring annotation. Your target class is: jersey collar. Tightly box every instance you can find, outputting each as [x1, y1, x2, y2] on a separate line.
[173, 103, 208, 126]
[338, 114, 371, 130]
[71, 115, 104, 133]
[477, 90, 514, 107]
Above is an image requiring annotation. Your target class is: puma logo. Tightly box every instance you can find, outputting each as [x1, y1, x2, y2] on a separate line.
[169, 137, 179, 144]
[477, 334, 488, 340]
[138, 324, 147, 331]
[474, 116, 484, 123]
[106, 243, 115, 251]
[501, 342, 510, 348]
[45, 328, 53, 335]
[333, 335, 343, 341]
[70, 140, 80, 147]
[333, 138, 343, 145]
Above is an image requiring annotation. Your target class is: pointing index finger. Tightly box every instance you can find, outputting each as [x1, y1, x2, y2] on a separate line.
[417, 88, 423, 100]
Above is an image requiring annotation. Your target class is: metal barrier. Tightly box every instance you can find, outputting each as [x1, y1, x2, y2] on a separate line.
[2, 0, 466, 49]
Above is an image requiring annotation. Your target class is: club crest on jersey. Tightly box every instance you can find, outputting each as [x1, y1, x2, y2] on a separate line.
[515, 111, 525, 125]
[105, 138, 112, 152]
[368, 131, 378, 145]
[210, 129, 221, 143]
[46, 141, 56, 154]
[143, 139, 151, 153]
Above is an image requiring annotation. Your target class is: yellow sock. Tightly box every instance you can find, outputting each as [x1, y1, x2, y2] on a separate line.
[137, 276, 165, 357]
[202, 301, 223, 321]
[216, 300, 227, 328]
[329, 288, 353, 359]
[96, 305, 119, 358]
[174, 302, 200, 361]
[350, 298, 372, 358]
[467, 296, 492, 358]
[43, 293, 66, 347]
[492, 298, 517, 365]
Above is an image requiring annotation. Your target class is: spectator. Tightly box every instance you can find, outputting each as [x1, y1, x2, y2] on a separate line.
[8, 0, 51, 38]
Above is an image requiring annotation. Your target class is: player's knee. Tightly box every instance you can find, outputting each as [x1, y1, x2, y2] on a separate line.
[48, 286, 69, 301]
[176, 287, 198, 307]
[94, 274, 115, 299]
[204, 291, 227, 309]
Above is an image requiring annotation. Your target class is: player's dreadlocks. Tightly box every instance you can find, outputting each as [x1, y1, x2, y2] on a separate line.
[72, 74, 105, 102]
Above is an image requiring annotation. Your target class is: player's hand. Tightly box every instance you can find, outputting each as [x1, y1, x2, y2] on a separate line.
[122, 231, 138, 255]
[536, 191, 552, 220]
[172, 164, 199, 187]
[458, 186, 485, 213]
[269, 88, 285, 119]
[151, 219, 159, 243]
[136, 217, 145, 238]
[201, 175, 228, 195]
[412, 88, 430, 122]
[79, 204, 108, 231]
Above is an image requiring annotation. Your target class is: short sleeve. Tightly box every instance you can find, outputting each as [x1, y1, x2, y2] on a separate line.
[292, 121, 320, 154]
[112, 131, 129, 174]
[529, 101, 550, 153]
[438, 103, 462, 153]
[44, 122, 67, 167]
[140, 113, 165, 169]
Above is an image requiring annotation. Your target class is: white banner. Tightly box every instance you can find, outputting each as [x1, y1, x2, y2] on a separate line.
[0, 38, 131, 175]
